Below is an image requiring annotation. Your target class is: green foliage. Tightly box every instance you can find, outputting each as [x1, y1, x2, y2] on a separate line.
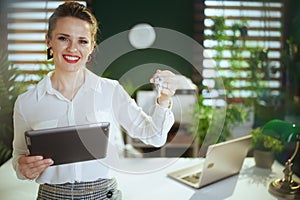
[189, 94, 251, 145]
[0, 51, 26, 165]
[250, 127, 284, 153]
[189, 95, 213, 145]
[189, 16, 252, 145]
[222, 103, 251, 139]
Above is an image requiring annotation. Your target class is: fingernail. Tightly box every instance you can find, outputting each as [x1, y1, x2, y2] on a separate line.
[48, 159, 54, 164]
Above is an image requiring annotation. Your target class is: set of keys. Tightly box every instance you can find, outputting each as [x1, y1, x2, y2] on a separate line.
[155, 77, 164, 98]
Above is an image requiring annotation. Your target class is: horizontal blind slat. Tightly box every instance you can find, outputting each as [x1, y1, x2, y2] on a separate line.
[205, 5, 283, 12]
[12, 61, 49, 64]
[195, 15, 282, 22]
[8, 19, 49, 23]
[8, 40, 45, 44]
[8, 50, 46, 54]
[202, 35, 281, 41]
[8, 30, 47, 33]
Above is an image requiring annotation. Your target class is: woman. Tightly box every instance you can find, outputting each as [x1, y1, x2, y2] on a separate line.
[12, 1, 177, 200]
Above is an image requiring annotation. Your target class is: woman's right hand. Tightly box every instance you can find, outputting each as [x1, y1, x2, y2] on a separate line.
[18, 154, 54, 180]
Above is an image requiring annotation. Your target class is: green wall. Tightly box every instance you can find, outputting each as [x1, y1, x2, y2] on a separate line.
[286, 0, 300, 44]
[91, 0, 194, 80]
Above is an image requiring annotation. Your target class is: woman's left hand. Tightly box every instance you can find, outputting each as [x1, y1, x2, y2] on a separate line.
[150, 69, 178, 107]
[150, 70, 178, 97]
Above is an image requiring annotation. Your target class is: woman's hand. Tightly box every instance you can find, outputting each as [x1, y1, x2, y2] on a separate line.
[150, 69, 178, 107]
[18, 154, 54, 180]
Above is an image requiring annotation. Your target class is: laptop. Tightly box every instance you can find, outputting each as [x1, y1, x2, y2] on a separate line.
[25, 122, 110, 166]
[167, 135, 252, 189]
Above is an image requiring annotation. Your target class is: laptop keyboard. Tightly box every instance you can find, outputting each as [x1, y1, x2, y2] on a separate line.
[181, 172, 202, 184]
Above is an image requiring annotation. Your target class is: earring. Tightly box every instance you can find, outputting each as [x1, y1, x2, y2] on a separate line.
[47, 47, 53, 60]
[87, 54, 92, 63]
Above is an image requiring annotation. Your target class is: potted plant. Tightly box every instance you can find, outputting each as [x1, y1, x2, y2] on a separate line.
[250, 127, 284, 168]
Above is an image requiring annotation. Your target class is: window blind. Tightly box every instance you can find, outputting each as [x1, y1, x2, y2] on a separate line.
[194, 0, 284, 104]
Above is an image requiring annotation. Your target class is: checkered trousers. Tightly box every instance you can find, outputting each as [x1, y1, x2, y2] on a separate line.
[37, 178, 122, 200]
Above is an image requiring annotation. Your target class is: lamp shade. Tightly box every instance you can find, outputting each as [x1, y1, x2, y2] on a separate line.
[262, 119, 300, 142]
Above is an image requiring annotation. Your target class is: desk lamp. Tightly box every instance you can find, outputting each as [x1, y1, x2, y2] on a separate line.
[262, 119, 300, 199]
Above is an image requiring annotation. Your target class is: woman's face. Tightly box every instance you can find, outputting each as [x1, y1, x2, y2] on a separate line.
[47, 17, 94, 73]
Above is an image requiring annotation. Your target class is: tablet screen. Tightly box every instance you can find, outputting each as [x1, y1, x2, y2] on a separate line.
[25, 122, 110, 165]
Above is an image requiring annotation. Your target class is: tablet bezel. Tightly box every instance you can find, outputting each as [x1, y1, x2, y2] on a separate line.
[25, 122, 110, 166]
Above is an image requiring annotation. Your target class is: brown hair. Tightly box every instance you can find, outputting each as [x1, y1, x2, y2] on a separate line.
[47, 1, 99, 46]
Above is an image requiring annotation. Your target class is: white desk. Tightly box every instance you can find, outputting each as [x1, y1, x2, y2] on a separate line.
[0, 158, 288, 200]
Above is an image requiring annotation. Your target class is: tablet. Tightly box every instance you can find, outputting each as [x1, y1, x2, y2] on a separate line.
[25, 122, 110, 166]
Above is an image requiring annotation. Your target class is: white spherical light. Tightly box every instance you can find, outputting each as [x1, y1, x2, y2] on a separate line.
[128, 23, 156, 49]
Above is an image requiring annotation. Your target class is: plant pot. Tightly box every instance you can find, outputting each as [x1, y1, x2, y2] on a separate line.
[253, 150, 275, 169]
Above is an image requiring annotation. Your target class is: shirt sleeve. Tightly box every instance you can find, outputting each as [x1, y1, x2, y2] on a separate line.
[112, 83, 175, 147]
[12, 96, 30, 180]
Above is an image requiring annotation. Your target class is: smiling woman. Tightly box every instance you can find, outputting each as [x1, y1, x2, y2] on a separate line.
[46, 16, 94, 99]
[44, 2, 98, 101]
[6, 1, 87, 85]
[11, 2, 177, 200]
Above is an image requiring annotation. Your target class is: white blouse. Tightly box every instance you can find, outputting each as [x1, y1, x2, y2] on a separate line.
[12, 68, 174, 184]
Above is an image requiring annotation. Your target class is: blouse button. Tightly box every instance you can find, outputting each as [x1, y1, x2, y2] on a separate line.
[106, 190, 113, 198]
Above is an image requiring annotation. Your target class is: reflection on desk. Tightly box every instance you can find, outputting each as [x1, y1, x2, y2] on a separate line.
[190, 175, 239, 200]
[190, 164, 285, 200]
[0, 158, 288, 200]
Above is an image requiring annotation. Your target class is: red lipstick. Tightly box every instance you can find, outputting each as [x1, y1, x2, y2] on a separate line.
[63, 55, 80, 64]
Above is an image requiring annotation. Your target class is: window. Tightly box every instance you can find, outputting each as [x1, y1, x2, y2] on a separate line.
[194, 0, 284, 104]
